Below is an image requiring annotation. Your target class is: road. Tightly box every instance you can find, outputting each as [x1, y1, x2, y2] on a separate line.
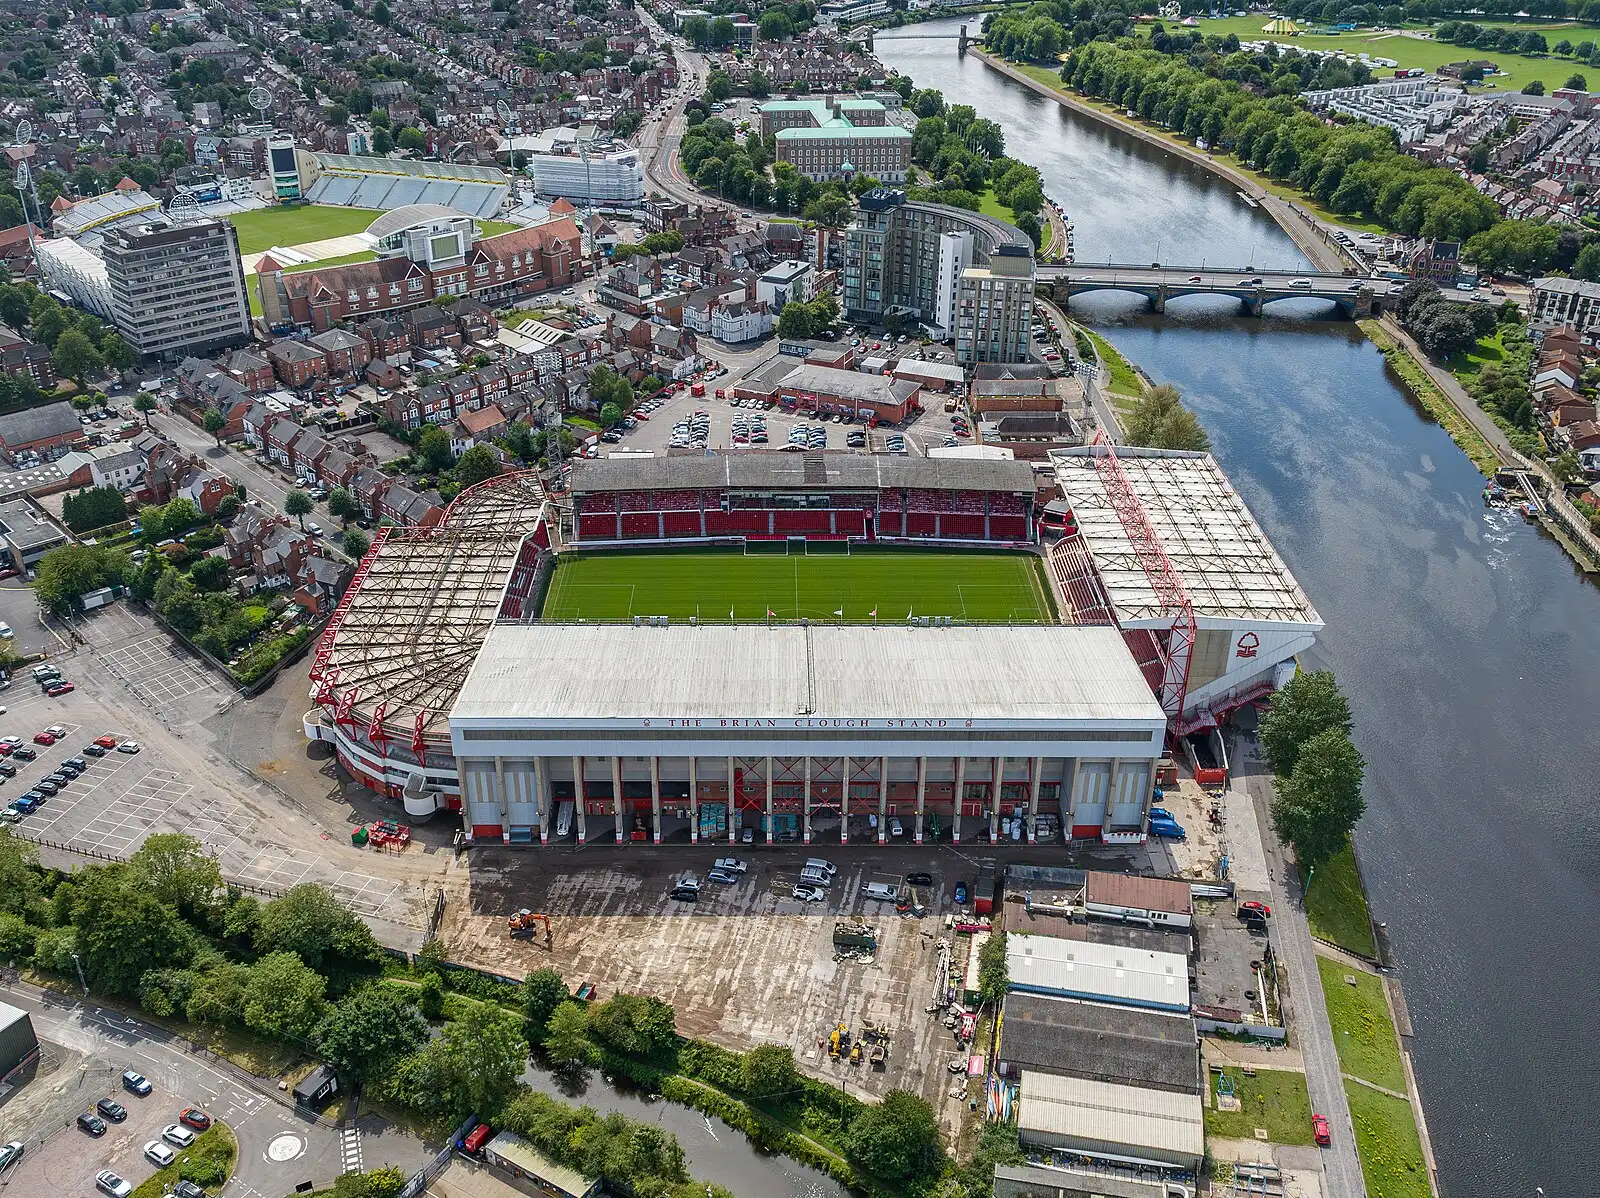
[1235, 745, 1367, 1198]
[1039, 263, 1403, 304]
[0, 982, 430, 1198]
[635, 10, 712, 207]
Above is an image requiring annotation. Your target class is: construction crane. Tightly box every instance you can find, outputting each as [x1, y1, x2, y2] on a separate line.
[1089, 431, 1198, 731]
[508, 909, 553, 949]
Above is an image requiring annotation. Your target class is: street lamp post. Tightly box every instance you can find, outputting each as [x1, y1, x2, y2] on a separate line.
[70, 951, 88, 997]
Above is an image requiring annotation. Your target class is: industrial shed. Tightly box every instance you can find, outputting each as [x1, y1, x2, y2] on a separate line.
[1016, 1071, 1205, 1172]
[997, 992, 1200, 1094]
[1006, 933, 1191, 1013]
[1085, 872, 1193, 930]
[0, 1002, 39, 1081]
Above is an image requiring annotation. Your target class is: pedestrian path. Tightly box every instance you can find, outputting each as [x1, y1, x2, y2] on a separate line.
[340, 1127, 363, 1174]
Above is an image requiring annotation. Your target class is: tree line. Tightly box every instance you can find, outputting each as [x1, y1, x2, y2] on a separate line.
[1260, 671, 1366, 874]
[1061, 41, 1500, 241]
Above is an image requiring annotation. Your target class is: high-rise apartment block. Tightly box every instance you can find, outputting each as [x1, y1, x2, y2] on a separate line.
[101, 219, 252, 359]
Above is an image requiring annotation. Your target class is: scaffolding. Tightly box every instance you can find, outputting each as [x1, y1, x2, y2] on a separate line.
[309, 471, 548, 759]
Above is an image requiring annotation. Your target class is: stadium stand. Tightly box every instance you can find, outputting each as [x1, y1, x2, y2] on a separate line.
[304, 153, 510, 217]
[567, 454, 1037, 548]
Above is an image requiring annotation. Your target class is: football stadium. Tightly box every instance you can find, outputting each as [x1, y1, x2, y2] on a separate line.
[305, 448, 1319, 849]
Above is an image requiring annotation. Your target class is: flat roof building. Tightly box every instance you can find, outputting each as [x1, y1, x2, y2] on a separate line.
[1006, 932, 1191, 1013]
[484, 1132, 600, 1198]
[1016, 1071, 1205, 1172]
[101, 219, 252, 360]
[997, 992, 1200, 1094]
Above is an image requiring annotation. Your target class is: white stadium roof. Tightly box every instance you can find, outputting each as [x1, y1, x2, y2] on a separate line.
[1049, 447, 1320, 628]
[451, 624, 1168, 728]
[365, 203, 476, 240]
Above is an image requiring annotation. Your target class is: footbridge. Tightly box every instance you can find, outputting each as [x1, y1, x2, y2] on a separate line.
[1036, 264, 1404, 318]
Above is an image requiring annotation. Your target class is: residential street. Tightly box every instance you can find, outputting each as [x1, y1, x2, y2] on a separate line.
[146, 409, 292, 514]
[1235, 744, 1367, 1198]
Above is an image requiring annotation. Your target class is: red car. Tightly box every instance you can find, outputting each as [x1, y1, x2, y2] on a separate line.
[0, 744, 13, 757]
[45, 683, 74, 696]
[1239, 901, 1272, 920]
[31, 732, 56, 746]
[178, 1107, 211, 1131]
[1312, 1113, 1331, 1147]
[93, 735, 118, 749]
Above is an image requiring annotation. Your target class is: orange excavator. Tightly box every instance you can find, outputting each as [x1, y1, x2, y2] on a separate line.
[508, 909, 553, 949]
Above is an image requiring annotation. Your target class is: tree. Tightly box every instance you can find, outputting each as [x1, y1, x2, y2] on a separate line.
[522, 967, 569, 1043]
[587, 992, 676, 1059]
[776, 302, 815, 340]
[802, 192, 853, 227]
[372, 0, 390, 23]
[285, 488, 314, 531]
[409, 1003, 527, 1121]
[133, 393, 157, 428]
[418, 425, 454, 472]
[741, 1044, 799, 1100]
[328, 487, 360, 524]
[1123, 384, 1211, 451]
[1522, 80, 1546, 95]
[0, 912, 37, 962]
[129, 833, 222, 916]
[202, 407, 226, 445]
[52, 328, 103, 382]
[397, 127, 427, 154]
[706, 71, 732, 101]
[1272, 727, 1366, 873]
[33, 543, 130, 616]
[0, 831, 41, 919]
[342, 529, 370, 559]
[599, 401, 622, 428]
[758, 9, 792, 40]
[189, 555, 230, 592]
[542, 1000, 593, 1071]
[244, 951, 328, 1041]
[72, 866, 195, 995]
[255, 883, 381, 974]
[845, 1090, 942, 1182]
[1568, 72, 1589, 90]
[314, 985, 429, 1085]
[62, 486, 127, 534]
[976, 928, 1008, 1005]
[1259, 669, 1352, 777]
[454, 445, 501, 487]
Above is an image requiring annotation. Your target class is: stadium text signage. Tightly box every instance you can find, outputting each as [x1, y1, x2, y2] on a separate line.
[639, 718, 974, 729]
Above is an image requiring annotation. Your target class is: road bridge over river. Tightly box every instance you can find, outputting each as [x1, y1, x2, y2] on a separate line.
[1037, 264, 1405, 318]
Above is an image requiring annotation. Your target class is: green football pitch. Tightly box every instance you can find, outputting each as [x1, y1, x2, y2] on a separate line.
[541, 549, 1056, 624]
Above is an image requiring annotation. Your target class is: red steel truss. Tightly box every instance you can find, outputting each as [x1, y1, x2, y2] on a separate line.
[1089, 432, 1197, 726]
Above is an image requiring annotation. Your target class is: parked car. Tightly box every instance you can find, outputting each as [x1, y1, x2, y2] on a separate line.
[116, 741, 142, 754]
[1311, 1113, 1331, 1147]
[0, 1140, 22, 1169]
[30, 732, 55, 746]
[83, 744, 106, 757]
[713, 857, 748, 874]
[170, 1181, 207, 1198]
[706, 869, 738, 885]
[1238, 900, 1272, 921]
[144, 1141, 176, 1167]
[96, 1170, 132, 1198]
[11, 747, 33, 762]
[905, 871, 934, 888]
[163, 1123, 197, 1147]
[792, 883, 826, 902]
[94, 735, 118, 749]
[669, 883, 700, 902]
[178, 1107, 211, 1131]
[741, 826, 754, 844]
[953, 881, 968, 905]
[77, 1112, 106, 1136]
[96, 1098, 126, 1122]
[121, 1070, 152, 1096]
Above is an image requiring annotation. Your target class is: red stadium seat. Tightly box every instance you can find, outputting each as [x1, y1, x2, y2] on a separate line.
[662, 511, 702, 537]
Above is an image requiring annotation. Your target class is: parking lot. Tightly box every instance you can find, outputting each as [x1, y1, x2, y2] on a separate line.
[603, 368, 976, 459]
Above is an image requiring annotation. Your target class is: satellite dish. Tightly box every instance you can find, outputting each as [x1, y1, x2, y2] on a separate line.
[248, 87, 273, 118]
[14, 119, 33, 145]
[168, 193, 202, 223]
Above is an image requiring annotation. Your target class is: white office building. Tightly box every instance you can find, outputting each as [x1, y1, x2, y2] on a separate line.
[931, 230, 973, 341]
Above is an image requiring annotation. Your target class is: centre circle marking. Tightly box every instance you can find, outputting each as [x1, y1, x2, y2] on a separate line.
[266, 1133, 305, 1162]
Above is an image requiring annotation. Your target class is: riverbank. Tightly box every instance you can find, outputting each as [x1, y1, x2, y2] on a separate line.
[967, 49, 1355, 274]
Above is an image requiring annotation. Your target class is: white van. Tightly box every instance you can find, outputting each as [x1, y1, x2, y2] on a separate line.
[861, 881, 899, 902]
[799, 866, 831, 887]
[804, 858, 837, 878]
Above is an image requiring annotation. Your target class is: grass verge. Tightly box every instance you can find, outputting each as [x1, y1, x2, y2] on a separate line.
[1344, 1080, 1432, 1198]
[1082, 327, 1143, 396]
[1359, 319, 1500, 477]
[1306, 842, 1378, 959]
[1203, 1067, 1316, 1145]
[130, 1123, 237, 1198]
[1317, 956, 1407, 1095]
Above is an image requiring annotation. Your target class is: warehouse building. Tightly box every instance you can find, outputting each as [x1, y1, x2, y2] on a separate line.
[1016, 1071, 1204, 1174]
[447, 623, 1168, 846]
[997, 993, 1200, 1094]
[0, 1002, 40, 1082]
[1005, 933, 1190, 1014]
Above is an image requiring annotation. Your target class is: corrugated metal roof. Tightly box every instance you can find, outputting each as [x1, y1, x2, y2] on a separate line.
[568, 451, 1037, 495]
[1085, 871, 1192, 916]
[1006, 933, 1190, 1012]
[1049, 447, 1321, 627]
[999, 992, 1199, 1093]
[451, 624, 1167, 726]
[485, 1132, 596, 1198]
[1017, 1072, 1204, 1163]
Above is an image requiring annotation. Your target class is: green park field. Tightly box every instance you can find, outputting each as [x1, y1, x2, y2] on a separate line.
[1155, 16, 1600, 95]
[540, 548, 1055, 624]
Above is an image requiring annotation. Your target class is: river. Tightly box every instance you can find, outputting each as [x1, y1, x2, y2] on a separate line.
[877, 23, 1600, 1198]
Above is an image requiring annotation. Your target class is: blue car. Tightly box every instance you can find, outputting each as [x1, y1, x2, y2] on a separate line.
[1148, 817, 1186, 840]
[954, 880, 969, 905]
[1149, 807, 1175, 823]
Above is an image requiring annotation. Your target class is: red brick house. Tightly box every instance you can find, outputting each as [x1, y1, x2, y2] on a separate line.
[265, 340, 329, 389]
[309, 327, 372, 376]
